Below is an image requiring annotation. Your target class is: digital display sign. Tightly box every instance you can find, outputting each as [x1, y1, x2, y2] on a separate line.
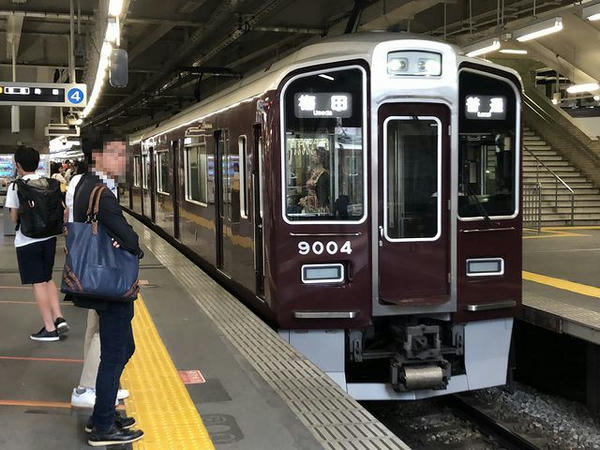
[465, 95, 506, 120]
[0, 82, 86, 107]
[294, 92, 352, 119]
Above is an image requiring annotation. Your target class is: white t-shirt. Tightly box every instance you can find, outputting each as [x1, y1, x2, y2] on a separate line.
[66, 172, 117, 223]
[5, 174, 57, 248]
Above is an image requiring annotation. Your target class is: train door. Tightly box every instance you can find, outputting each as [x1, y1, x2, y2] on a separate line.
[149, 147, 156, 222]
[172, 139, 180, 239]
[252, 125, 264, 297]
[215, 130, 234, 275]
[377, 103, 450, 306]
[141, 149, 150, 217]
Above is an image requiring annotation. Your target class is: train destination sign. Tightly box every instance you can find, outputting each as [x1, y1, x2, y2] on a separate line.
[0, 82, 87, 107]
[295, 92, 352, 118]
[465, 95, 506, 120]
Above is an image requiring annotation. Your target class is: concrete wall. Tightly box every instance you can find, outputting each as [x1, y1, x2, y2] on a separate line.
[572, 117, 600, 140]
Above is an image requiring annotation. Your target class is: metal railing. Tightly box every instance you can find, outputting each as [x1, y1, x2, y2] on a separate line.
[524, 146, 575, 226]
[523, 182, 542, 233]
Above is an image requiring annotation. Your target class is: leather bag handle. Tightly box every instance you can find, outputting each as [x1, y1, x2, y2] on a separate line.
[86, 184, 104, 217]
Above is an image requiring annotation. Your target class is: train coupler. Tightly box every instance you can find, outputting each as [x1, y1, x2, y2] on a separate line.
[390, 357, 451, 392]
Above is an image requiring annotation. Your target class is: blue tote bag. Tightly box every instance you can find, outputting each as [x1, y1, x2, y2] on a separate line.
[61, 185, 139, 301]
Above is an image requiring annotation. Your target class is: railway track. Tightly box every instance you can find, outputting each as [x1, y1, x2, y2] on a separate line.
[364, 393, 549, 450]
[445, 395, 544, 450]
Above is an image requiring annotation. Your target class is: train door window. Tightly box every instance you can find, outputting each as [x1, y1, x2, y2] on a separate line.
[156, 151, 170, 194]
[218, 130, 239, 222]
[458, 70, 518, 219]
[133, 156, 140, 187]
[384, 117, 441, 241]
[238, 136, 248, 219]
[281, 65, 367, 223]
[141, 154, 149, 189]
[184, 135, 208, 205]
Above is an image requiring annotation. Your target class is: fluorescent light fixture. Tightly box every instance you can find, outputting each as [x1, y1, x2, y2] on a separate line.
[106, 18, 119, 43]
[566, 82, 600, 94]
[499, 49, 528, 55]
[318, 74, 334, 81]
[108, 0, 124, 16]
[515, 17, 563, 42]
[583, 3, 600, 21]
[464, 39, 500, 57]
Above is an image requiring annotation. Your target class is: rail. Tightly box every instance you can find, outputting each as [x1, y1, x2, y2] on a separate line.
[524, 146, 575, 226]
[523, 182, 542, 233]
[446, 395, 543, 450]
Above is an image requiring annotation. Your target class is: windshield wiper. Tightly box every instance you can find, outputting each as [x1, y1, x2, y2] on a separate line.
[465, 184, 492, 226]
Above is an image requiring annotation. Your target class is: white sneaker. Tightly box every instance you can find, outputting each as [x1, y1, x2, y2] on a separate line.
[117, 389, 129, 400]
[71, 387, 126, 407]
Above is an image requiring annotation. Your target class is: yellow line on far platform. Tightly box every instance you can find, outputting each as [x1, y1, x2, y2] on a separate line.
[523, 271, 600, 299]
[121, 295, 214, 450]
[523, 229, 588, 239]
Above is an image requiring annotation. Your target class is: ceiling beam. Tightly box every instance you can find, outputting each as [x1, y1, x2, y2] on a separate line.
[6, 12, 24, 59]
[129, 23, 174, 61]
[358, 0, 445, 31]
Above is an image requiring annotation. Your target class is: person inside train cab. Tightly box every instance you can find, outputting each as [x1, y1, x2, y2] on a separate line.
[299, 146, 330, 214]
[68, 130, 144, 446]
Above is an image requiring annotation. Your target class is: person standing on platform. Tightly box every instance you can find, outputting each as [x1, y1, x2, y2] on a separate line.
[68, 132, 130, 408]
[5, 146, 69, 342]
[69, 131, 144, 446]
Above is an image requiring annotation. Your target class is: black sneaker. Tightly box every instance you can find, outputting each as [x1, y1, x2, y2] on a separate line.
[30, 327, 59, 342]
[85, 414, 136, 433]
[87, 426, 143, 447]
[54, 317, 69, 335]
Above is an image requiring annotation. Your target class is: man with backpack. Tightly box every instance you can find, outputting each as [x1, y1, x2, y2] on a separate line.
[5, 146, 68, 341]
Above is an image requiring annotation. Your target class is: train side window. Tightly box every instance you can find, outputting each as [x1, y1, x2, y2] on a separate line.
[238, 136, 248, 219]
[156, 151, 170, 195]
[281, 65, 367, 223]
[384, 117, 441, 241]
[184, 135, 209, 206]
[133, 156, 140, 187]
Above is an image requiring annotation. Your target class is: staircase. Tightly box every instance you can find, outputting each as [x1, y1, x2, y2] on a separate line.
[523, 127, 600, 226]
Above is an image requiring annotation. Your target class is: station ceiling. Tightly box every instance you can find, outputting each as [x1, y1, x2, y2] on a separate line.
[0, 0, 598, 151]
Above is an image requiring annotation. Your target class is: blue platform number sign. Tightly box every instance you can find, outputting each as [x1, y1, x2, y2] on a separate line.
[67, 87, 84, 105]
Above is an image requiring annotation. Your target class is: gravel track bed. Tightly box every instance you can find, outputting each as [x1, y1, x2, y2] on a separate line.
[363, 383, 600, 450]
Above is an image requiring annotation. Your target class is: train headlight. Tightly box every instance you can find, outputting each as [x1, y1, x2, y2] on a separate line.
[387, 51, 442, 77]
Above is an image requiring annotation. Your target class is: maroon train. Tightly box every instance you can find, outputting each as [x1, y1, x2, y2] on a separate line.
[121, 33, 522, 400]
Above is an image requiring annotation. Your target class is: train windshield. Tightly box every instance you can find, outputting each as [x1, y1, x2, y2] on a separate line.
[458, 70, 518, 219]
[282, 66, 366, 222]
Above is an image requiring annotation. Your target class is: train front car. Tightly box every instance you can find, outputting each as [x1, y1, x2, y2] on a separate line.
[274, 36, 522, 400]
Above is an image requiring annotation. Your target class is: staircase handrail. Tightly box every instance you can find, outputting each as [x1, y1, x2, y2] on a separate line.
[523, 145, 575, 225]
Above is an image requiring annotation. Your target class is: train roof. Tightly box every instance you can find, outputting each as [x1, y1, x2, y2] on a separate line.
[129, 33, 517, 144]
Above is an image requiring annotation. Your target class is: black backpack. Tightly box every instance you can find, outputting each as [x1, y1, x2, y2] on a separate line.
[13, 178, 64, 238]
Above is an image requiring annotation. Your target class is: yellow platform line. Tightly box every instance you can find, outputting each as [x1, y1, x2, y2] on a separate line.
[523, 271, 600, 299]
[121, 296, 214, 450]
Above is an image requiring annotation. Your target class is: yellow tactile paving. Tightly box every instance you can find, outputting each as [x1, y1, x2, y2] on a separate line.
[522, 228, 588, 239]
[121, 295, 214, 450]
[523, 271, 600, 299]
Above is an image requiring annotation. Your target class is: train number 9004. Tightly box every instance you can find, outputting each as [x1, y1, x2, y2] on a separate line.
[298, 241, 352, 256]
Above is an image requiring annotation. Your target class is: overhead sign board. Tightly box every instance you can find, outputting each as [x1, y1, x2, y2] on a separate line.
[0, 82, 87, 107]
[45, 124, 80, 137]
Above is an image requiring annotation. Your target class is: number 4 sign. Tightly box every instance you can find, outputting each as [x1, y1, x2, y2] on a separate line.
[67, 87, 86, 106]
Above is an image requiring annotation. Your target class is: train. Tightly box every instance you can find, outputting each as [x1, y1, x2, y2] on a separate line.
[122, 33, 522, 400]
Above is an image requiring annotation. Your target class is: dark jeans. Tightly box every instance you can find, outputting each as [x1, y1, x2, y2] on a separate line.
[92, 301, 135, 432]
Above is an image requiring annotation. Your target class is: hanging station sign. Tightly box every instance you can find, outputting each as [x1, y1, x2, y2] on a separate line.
[0, 82, 87, 107]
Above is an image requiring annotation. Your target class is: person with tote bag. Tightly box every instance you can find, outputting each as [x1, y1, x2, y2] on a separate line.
[64, 131, 144, 447]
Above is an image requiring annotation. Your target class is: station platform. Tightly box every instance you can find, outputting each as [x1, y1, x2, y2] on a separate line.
[0, 211, 407, 450]
[522, 227, 600, 345]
